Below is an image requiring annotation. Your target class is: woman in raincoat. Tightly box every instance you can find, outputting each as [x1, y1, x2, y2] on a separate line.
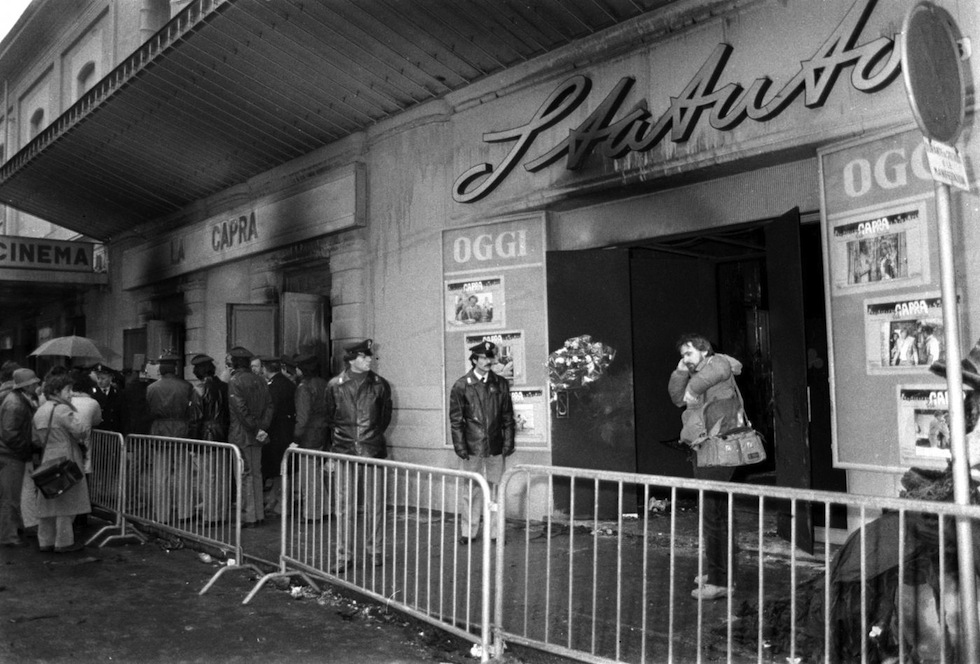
[32, 371, 90, 552]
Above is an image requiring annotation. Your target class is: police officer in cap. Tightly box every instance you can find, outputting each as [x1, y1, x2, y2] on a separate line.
[90, 363, 125, 434]
[449, 340, 515, 544]
[325, 339, 392, 570]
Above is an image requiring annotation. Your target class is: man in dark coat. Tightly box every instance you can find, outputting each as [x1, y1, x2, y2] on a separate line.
[449, 340, 514, 545]
[260, 357, 296, 516]
[145, 352, 194, 523]
[90, 363, 125, 434]
[188, 354, 230, 524]
[293, 354, 330, 521]
[227, 346, 273, 527]
[325, 339, 392, 571]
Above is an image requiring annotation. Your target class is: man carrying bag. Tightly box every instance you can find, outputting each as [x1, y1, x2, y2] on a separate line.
[667, 333, 743, 601]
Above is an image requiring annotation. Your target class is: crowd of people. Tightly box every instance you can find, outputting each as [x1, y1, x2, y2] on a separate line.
[0, 339, 515, 571]
[0, 341, 386, 552]
[0, 337, 518, 564]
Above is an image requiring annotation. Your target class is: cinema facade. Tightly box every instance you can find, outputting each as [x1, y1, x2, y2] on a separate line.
[0, 0, 977, 540]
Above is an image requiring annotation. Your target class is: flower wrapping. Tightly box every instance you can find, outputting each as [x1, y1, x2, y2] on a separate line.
[548, 334, 616, 395]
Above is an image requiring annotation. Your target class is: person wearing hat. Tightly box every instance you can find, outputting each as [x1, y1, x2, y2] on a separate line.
[280, 354, 298, 384]
[259, 356, 296, 516]
[325, 339, 392, 571]
[449, 340, 515, 546]
[188, 353, 230, 524]
[0, 368, 40, 546]
[0, 361, 20, 406]
[227, 346, 273, 527]
[145, 351, 195, 523]
[292, 353, 330, 521]
[90, 363, 125, 434]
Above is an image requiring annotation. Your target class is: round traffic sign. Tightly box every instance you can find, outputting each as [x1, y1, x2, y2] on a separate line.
[901, 1, 966, 145]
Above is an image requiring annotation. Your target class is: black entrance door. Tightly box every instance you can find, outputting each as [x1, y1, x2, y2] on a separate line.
[546, 249, 636, 517]
[765, 208, 814, 552]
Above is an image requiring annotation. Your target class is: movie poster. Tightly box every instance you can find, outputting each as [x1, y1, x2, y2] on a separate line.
[830, 201, 929, 295]
[863, 292, 948, 374]
[445, 276, 505, 331]
[897, 385, 973, 467]
[511, 388, 547, 445]
[464, 330, 526, 385]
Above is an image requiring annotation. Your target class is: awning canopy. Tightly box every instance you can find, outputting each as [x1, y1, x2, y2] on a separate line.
[0, 0, 670, 242]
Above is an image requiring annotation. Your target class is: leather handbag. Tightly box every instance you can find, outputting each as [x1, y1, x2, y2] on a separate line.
[30, 406, 84, 498]
[31, 456, 84, 498]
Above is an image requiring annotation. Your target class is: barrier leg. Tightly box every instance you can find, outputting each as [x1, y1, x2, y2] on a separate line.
[242, 570, 322, 605]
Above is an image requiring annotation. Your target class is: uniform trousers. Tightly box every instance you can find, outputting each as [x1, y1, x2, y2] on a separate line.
[457, 454, 504, 540]
[332, 459, 384, 564]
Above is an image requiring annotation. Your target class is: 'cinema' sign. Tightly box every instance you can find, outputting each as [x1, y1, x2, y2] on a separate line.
[0, 235, 95, 272]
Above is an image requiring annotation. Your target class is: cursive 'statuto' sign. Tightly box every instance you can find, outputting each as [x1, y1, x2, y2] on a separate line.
[453, 0, 901, 203]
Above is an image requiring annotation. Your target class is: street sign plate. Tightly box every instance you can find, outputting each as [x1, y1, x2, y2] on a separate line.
[923, 140, 970, 191]
[901, 2, 966, 145]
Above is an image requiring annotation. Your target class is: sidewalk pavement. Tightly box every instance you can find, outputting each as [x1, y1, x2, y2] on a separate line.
[0, 517, 570, 664]
[0, 498, 824, 664]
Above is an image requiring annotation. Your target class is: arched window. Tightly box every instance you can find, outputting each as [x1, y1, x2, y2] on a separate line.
[29, 109, 44, 138]
[77, 61, 96, 99]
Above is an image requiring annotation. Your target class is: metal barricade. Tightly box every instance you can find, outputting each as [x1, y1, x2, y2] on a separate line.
[245, 448, 496, 662]
[496, 464, 980, 664]
[84, 429, 141, 546]
[122, 434, 259, 592]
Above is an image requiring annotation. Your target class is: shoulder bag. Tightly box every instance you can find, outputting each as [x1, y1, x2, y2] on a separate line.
[30, 405, 84, 498]
[693, 377, 768, 468]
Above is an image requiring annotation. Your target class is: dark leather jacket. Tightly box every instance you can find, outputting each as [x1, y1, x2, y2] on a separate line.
[449, 369, 515, 459]
[326, 370, 392, 458]
[190, 376, 229, 442]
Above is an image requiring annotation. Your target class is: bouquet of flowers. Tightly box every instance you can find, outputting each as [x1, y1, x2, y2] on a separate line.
[548, 334, 616, 394]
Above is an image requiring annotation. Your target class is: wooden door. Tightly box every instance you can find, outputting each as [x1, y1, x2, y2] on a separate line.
[227, 304, 277, 359]
[282, 292, 329, 369]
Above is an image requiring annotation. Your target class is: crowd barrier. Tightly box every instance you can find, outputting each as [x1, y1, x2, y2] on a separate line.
[244, 448, 496, 661]
[496, 464, 980, 664]
[82, 433, 980, 663]
[84, 429, 130, 545]
[119, 434, 259, 592]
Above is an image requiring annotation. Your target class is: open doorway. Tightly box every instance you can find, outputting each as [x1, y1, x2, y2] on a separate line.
[547, 210, 843, 540]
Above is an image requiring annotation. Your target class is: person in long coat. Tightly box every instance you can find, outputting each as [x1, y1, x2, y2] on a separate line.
[188, 354, 230, 524]
[145, 352, 194, 523]
[32, 371, 90, 553]
[260, 357, 296, 516]
[227, 347, 273, 527]
[292, 354, 330, 520]
[0, 368, 39, 547]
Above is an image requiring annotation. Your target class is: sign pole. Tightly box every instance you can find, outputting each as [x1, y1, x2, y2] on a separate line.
[901, 2, 977, 658]
[934, 177, 980, 660]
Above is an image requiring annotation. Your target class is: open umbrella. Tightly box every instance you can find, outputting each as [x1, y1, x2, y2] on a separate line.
[30, 335, 104, 362]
